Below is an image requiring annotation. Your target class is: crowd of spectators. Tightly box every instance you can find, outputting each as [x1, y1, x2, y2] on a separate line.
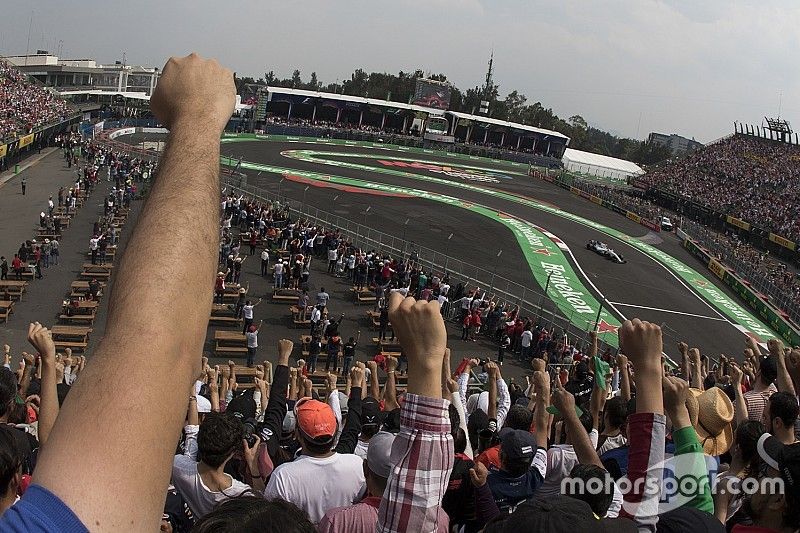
[0, 61, 71, 143]
[640, 134, 800, 242]
[5, 54, 800, 533]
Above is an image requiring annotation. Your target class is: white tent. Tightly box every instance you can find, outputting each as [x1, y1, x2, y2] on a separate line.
[562, 148, 643, 181]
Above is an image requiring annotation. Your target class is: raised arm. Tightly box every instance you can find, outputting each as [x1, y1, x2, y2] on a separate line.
[28, 54, 235, 531]
[729, 363, 749, 424]
[383, 357, 400, 412]
[28, 324, 59, 446]
[617, 353, 631, 402]
[378, 292, 453, 533]
[531, 370, 552, 449]
[770, 339, 795, 396]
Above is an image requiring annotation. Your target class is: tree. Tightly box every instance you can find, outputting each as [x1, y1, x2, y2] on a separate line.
[290, 69, 303, 88]
[308, 71, 319, 91]
[264, 71, 276, 86]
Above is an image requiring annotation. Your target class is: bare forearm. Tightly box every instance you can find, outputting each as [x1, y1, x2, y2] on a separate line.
[34, 124, 222, 522]
[38, 362, 59, 446]
[565, 412, 602, 467]
[369, 368, 380, 400]
[384, 371, 399, 411]
[620, 365, 631, 402]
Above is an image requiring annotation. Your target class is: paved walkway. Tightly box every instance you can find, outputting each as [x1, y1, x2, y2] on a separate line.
[0, 150, 119, 351]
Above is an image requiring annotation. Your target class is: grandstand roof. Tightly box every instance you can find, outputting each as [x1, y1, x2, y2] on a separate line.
[562, 148, 643, 176]
[445, 110, 570, 141]
[266, 86, 445, 116]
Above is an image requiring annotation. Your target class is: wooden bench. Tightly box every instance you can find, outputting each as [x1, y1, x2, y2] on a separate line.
[80, 270, 112, 280]
[53, 340, 88, 352]
[352, 288, 376, 304]
[59, 314, 95, 324]
[214, 330, 248, 357]
[209, 315, 243, 326]
[0, 281, 28, 301]
[272, 289, 298, 302]
[0, 301, 13, 322]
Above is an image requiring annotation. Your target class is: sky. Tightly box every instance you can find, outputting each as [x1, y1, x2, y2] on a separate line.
[1, 0, 799, 143]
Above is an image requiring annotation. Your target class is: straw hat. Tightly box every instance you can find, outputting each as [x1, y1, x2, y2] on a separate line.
[690, 387, 734, 456]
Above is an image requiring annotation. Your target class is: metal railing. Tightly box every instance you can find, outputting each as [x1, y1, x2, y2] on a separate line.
[221, 174, 616, 357]
[681, 219, 800, 324]
[99, 129, 615, 356]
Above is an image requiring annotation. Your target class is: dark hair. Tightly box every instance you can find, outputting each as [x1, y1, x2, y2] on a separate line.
[0, 369, 17, 419]
[604, 396, 628, 429]
[769, 392, 800, 428]
[760, 356, 777, 385]
[503, 405, 533, 431]
[566, 464, 614, 516]
[191, 496, 315, 533]
[297, 431, 334, 455]
[197, 413, 243, 468]
[0, 426, 20, 497]
[467, 410, 489, 453]
[735, 420, 765, 478]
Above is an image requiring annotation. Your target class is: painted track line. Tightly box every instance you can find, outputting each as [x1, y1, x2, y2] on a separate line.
[608, 302, 728, 321]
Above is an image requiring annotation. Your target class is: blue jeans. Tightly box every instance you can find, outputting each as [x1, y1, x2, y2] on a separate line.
[342, 356, 353, 375]
[247, 346, 256, 367]
[308, 354, 318, 374]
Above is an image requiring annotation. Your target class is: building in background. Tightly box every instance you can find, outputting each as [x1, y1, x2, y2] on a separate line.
[648, 132, 704, 156]
[2, 51, 159, 96]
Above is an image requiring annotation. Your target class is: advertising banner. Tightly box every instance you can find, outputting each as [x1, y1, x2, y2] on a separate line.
[708, 258, 726, 280]
[769, 233, 796, 251]
[590, 195, 603, 205]
[18, 134, 34, 148]
[0, 144, 6, 158]
[626, 211, 642, 224]
[641, 218, 661, 232]
[726, 215, 751, 231]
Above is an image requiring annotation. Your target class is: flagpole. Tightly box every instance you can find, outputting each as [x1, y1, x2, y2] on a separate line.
[592, 304, 602, 333]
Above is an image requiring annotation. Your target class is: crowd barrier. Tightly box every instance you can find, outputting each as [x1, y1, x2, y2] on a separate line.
[676, 227, 800, 346]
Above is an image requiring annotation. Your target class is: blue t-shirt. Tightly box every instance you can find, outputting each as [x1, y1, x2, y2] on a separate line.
[1, 485, 87, 532]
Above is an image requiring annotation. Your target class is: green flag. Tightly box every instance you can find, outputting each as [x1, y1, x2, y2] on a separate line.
[593, 356, 610, 390]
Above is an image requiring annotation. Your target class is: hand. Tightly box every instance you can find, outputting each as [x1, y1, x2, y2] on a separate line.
[27, 322, 56, 363]
[745, 335, 762, 356]
[619, 319, 663, 371]
[729, 363, 743, 386]
[662, 375, 689, 413]
[678, 342, 689, 356]
[365, 360, 378, 374]
[532, 370, 550, 401]
[2, 344, 9, 354]
[616, 353, 628, 369]
[469, 462, 489, 488]
[62, 355, 73, 368]
[242, 435, 262, 474]
[254, 377, 267, 391]
[531, 358, 546, 373]
[386, 356, 398, 373]
[221, 365, 231, 378]
[387, 292, 446, 373]
[22, 352, 35, 366]
[485, 361, 499, 379]
[350, 365, 364, 386]
[150, 53, 235, 133]
[160, 519, 173, 533]
[327, 373, 338, 391]
[303, 378, 313, 395]
[768, 339, 785, 358]
[277, 339, 293, 365]
[255, 365, 264, 380]
[551, 380, 576, 418]
[688, 348, 701, 364]
[207, 368, 218, 391]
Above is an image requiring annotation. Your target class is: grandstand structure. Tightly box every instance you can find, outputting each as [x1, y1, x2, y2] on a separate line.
[259, 86, 571, 160]
[0, 58, 78, 167]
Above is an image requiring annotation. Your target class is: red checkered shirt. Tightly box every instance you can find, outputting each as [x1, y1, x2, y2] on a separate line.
[377, 393, 454, 533]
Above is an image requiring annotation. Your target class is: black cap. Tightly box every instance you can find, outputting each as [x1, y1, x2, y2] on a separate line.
[655, 507, 724, 533]
[575, 361, 589, 380]
[226, 390, 257, 420]
[499, 427, 537, 462]
[757, 433, 800, 503]
[362, 397, 384, 428]
[491, 495, 596, 531]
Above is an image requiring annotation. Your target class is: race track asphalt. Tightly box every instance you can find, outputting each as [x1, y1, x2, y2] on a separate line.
[214, 139, 758, 361]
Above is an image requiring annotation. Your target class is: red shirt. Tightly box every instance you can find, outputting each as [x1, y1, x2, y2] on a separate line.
[463, 315, 472, 327]
[11, 257, 22, 270]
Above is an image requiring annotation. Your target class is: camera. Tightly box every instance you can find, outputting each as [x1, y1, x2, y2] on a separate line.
[243, 417, 273, 447]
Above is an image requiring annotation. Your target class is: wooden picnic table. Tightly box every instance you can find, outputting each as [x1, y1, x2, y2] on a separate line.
[0, 300, 13, 322]
[0, 280, 28, 300]
[213, 330, 248, 356]
[51, 325, 93, 342]
[82, 263, 114, 273]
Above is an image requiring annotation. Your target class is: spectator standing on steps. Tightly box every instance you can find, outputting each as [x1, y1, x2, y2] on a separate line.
[20, 178, 26, 196]
[89, 235, 99, 265]
[245, 321, 262, 367]
[241, 298, 262, 334]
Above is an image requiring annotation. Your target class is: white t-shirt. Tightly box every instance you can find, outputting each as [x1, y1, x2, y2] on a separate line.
[354, 439, 370, 459]
[311, 307, 321, 323]
[261, 250, 269, 261]
[597, 433, 627, 457]
[521, 330, 533, 348]
[440, 283, 450, 296]
[89, 238, 99, 250]
[172, 426, 254, 518]
[264, 453, 366, 524]
[274, 263, 284, 275]
[538, 429, 599, 498]
[243, 305, 255, 319]
[246, 330, 259, 348]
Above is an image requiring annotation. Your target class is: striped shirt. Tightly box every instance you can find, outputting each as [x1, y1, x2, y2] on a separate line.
[744, 383, 776, 422]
